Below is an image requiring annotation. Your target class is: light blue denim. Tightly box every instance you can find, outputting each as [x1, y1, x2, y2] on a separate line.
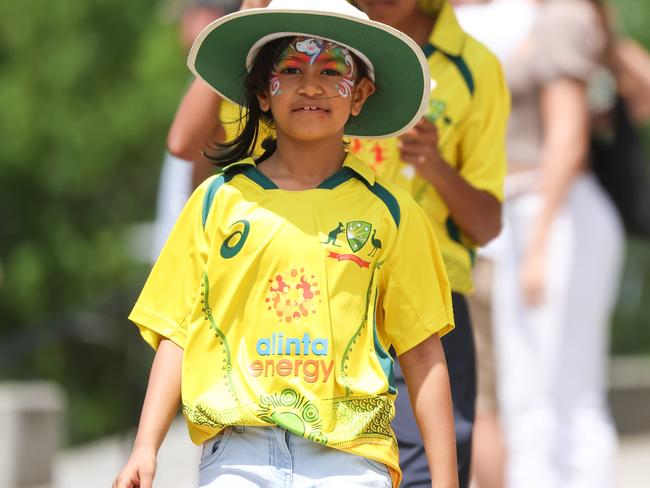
[198, 426, 392, 487]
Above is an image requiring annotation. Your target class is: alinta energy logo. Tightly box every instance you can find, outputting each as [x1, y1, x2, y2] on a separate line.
[321, 220, 382, 268]
[265, 267, 322, 325]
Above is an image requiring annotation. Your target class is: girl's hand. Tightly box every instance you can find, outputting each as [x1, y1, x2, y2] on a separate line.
[520, 246, 547, 307]
[239, 0, 271, 10]
[112, 446, 157, 488]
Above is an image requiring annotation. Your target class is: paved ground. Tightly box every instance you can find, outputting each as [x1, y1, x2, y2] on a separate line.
[54, 418, 649, 487]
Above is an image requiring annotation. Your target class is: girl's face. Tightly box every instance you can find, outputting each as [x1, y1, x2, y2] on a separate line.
[257, 37, 375, 142]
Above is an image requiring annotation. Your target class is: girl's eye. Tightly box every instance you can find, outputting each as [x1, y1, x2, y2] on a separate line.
[322, 69, 343, 76]
[280, 67, 301, 75]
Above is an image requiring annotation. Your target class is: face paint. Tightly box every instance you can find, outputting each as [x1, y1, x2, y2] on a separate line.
[269, 37, 357, 98]
[269, 72, 281, 96]
[295, 38, 324, 64]
[334, 51, 355, 98]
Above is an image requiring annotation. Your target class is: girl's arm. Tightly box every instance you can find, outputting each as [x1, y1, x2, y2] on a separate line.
[521, 78, 589, 305]
[399, 334, 458, 488]
[113, 339, 183, 488]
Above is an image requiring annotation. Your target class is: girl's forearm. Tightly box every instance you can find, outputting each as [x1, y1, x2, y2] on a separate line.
[132, 339, 183, 453]
[400, 335, 458, 488]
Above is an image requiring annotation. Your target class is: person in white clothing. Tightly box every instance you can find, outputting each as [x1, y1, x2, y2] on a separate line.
[455, 1, 624, 487]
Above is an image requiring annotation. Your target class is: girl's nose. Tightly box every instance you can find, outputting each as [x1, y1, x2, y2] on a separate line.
[297, 71, 324, 97]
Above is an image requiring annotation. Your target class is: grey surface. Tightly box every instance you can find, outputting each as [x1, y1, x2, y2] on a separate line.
[0, 382, 65, 488]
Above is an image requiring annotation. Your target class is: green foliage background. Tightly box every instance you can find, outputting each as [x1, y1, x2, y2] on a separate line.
[0, 0, 648, 446]
[0, 0, 186, 444]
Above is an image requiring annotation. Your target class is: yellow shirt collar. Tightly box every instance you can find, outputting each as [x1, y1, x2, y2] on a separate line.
[428, 0, 465, 57]
[222, 152, 376, 186]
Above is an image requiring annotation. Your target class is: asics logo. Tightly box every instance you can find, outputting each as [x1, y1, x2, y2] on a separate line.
[220, 219, 250, 259]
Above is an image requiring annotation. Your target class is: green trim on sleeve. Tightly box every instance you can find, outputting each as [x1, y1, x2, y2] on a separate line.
[372, 292, 396, 395]
[202, 175, 226, 229]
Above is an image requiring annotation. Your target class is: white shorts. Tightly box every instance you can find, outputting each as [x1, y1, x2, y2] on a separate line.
[198, 426, 392, 488]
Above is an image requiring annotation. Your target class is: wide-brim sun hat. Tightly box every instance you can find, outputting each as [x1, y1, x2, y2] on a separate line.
[187, 0, 431, 139]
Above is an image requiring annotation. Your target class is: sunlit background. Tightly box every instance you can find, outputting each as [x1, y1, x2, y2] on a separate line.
[0, 0, 648, 487]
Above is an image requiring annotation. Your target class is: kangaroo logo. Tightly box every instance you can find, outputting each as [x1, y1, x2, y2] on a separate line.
[321, 222, 344, 247]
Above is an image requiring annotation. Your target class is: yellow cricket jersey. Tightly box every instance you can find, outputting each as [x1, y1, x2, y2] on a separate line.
[130, 153, 454, 487]
[350, 1, 510, 294]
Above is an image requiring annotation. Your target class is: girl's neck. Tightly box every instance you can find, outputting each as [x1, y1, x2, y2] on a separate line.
[395, 7, 437, 47]
[258, 134, 347, 191]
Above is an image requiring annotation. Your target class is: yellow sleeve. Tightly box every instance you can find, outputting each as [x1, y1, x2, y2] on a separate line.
[381, 195, 455, 356]
[128, 180, 212, 350]
[456, 51, 510, 202]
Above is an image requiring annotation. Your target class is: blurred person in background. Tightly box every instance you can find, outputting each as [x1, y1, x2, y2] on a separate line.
[167, 0, 271, 164]
[151, 0, 240, 260]
[455, 1, 625, 487]
[449, 1, 542, 487]
[348, 1, 509, 487]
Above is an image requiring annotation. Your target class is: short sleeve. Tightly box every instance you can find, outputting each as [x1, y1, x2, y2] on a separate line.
[381, 196, 455, 356]
[128, 180, 212, 350]
[530, 0, 606, 84]
[457, 50, 510, 202]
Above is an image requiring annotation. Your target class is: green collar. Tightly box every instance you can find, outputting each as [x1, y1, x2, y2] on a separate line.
[223, 152, 376, 189]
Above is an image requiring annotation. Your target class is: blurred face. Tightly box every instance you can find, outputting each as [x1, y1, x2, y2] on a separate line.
[257, 37, 375, 142]
[354, 0, 420, 26]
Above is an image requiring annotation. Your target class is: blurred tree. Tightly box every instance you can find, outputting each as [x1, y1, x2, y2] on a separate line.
[0, 0, 186, 443]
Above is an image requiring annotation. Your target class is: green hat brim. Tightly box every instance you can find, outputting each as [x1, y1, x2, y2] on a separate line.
[188, 8, 430, 139]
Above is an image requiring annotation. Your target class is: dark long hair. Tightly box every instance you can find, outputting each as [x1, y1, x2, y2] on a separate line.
[205, 37, 292, 167]
[205, 37, 371, 167]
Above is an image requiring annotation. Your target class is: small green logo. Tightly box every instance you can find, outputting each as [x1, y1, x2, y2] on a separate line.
[425, 99, 449, 124]
[346, 221, 372, 252]
[220, 219, 250, 259]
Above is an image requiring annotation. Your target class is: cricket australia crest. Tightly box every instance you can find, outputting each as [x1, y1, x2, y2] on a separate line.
[346, 221, 372, 252]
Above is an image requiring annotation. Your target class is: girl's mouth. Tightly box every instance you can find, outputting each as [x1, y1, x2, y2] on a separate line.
[292, 105, 329, 113]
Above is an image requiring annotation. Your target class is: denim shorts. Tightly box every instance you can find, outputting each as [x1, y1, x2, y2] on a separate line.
[198, 426, 392, 487]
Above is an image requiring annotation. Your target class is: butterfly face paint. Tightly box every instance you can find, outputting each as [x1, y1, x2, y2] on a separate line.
[269, 37, 356, 98]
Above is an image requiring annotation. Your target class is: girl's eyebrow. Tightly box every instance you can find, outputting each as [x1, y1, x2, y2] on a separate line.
[275, 52, 312, 65]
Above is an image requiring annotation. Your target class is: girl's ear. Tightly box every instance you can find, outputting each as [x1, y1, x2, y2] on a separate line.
[350, 77, 376, 117]
[257, 90, 271, 112]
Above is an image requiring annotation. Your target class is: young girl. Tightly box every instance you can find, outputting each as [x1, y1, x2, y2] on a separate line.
[113, 1, 457, 487]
